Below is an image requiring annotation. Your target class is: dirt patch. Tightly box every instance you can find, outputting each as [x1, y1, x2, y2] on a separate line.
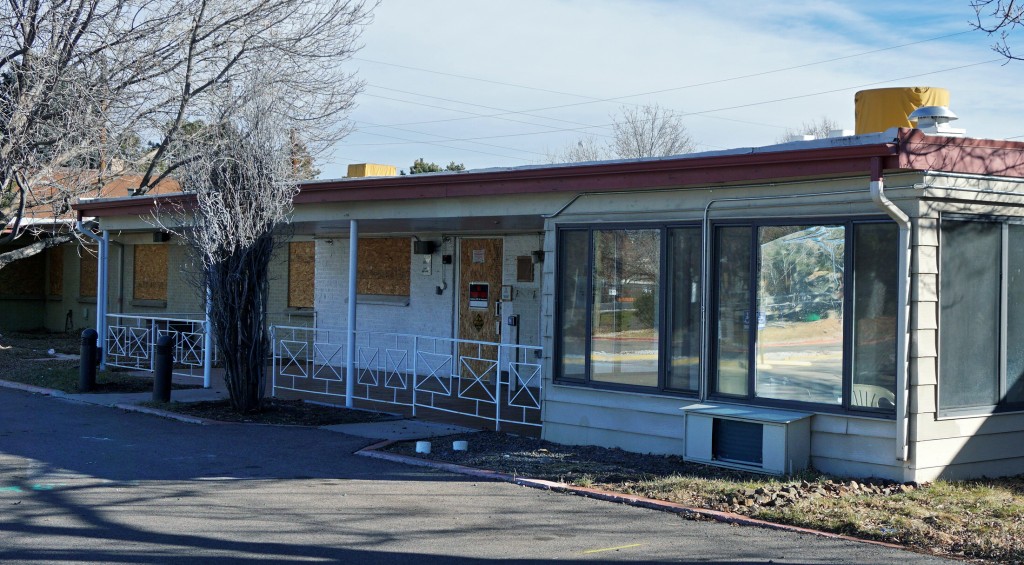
[146, 398, 399, 426]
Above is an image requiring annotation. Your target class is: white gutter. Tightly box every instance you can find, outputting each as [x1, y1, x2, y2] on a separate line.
[75, 221, 109, 369]
[869, 171, 911, 463]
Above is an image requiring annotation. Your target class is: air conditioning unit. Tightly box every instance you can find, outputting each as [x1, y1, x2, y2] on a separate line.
[681, 405, 811, 475]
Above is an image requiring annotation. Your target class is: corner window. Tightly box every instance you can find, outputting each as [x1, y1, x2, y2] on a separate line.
[939, 217, 1024, 412]
[555, 225, 700, 394]
[711, 220, 897, 412]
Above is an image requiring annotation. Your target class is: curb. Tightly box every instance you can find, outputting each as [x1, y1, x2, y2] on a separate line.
[112, 403, 213, 425]
[0, 378, 214, 425]
[0, 379, 68, 397]
[356, 444, 909, 553]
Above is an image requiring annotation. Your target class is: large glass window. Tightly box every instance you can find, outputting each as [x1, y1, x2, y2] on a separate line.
[712, 220, 897, 412]
[668, 227, 701, 392]
[590, 229, 660, 387]
[852, 223, 899, 410]
[557, 230, 589, 382]
[555, 218, 899, 414]
[555, 225, 699, 393]
[755, 225, 845, 405]
[714, 227, 751, 396]
[939, 218, 1024, 412]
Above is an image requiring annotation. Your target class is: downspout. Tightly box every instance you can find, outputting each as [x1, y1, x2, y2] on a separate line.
[868, 157, 911, 463]
[75, 220, 108, 369]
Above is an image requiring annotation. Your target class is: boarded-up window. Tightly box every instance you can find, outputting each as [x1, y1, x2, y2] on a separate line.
[79, 246, 97, 298]
[288, 241, 315, 308]
[133, 244, 168, 301]
[0, 246, 45, 297]
[357, 238, 410, 296]
[48, 246, 64, 297]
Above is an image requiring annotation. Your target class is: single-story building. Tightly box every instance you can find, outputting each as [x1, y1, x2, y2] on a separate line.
[73, 114, 1024, 483]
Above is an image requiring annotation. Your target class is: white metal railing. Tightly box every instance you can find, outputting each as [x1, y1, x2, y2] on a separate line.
[271, 326, 543, 430]
[105, 314, 209, 379]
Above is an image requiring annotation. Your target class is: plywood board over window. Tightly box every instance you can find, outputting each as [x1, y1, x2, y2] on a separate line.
[133, 244, 168, 301]
[357, 238, 410, 296]
[79, 246, 97, 298]
[288, 241, 315, 308]
[48, 246, 64, 297]
[0, 245, 45, 298]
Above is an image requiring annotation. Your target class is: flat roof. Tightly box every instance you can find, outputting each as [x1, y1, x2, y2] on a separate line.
[74, 129, 1024, 218]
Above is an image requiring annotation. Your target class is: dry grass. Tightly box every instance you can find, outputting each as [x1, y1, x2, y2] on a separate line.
[0, 331, 198, 393]
[386, 432, 1024, 562]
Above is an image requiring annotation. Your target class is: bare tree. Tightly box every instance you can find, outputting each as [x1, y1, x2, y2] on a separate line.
[549, 103, 696, 163]
[777, 116, 841, 143]
[0, 0, 168, 255]
[1, 0, 374, 271]
[612, 103, 696, 159]
[547, 135, 611, 163]
[971, 0, 1024, 60]
[159, 87, 299, 413]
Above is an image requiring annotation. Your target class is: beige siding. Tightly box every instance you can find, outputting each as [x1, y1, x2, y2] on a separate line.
[908, 187, 1024, 481]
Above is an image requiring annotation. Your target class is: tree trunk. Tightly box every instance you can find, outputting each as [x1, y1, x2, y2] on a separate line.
[207, 232, 274, 413]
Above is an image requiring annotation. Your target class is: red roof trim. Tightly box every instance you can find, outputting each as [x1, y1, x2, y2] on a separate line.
[75, 130, 1024, 219]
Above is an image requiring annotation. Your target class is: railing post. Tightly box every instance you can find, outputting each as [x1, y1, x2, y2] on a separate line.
[149, 320, 157, 373]
[411, 336, 418, 417]
[270, 325, 277, 398]
[495, 344, 503, 432]
[203, 285, 213, 389]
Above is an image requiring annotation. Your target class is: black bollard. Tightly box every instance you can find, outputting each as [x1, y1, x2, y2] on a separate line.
[153, 335, 172, 403]
[79, 329, 98, 393]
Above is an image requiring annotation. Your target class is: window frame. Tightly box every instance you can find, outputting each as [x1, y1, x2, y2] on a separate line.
[554, 216, 899, 418]
[553, 222, 702, 396]
[708, 216, 897, 416]
[938, 213, 1024, 418]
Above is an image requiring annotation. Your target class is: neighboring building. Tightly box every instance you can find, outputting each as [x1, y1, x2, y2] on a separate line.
[73, 121, 1024, 483]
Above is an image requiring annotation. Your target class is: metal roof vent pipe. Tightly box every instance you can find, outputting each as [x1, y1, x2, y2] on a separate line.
[908, 105, 966, 137]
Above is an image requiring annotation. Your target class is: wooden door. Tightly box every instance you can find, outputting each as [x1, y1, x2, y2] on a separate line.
[458, 238, 503, 384]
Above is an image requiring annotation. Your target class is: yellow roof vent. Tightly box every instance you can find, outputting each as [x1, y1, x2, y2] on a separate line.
[346, 163, 397, 178]
[854, 87, 950, 134]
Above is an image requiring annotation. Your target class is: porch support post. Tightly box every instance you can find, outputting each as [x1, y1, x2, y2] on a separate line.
[346, 220, 358, 408]
[74, 221, 108, 368]
[98, 230, 109, 370]
[203, 285, 213, 388]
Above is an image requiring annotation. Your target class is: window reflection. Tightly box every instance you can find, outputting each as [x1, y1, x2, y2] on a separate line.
[590, 229, 660, 387]
[715, 227, 750, 396]
[852, 223, 897, 411]
[668, 227, 701, 392]
[755, 225, 845, 404]
[557, 231, 589, 381]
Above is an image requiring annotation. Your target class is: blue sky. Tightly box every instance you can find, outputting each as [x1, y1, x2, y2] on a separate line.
[317, 0, 1024, 178]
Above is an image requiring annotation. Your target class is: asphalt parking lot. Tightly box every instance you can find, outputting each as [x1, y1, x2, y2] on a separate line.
[0, 387, 954, 564]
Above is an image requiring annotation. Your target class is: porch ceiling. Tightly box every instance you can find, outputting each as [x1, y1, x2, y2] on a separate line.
[289, 214, 545, 236]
